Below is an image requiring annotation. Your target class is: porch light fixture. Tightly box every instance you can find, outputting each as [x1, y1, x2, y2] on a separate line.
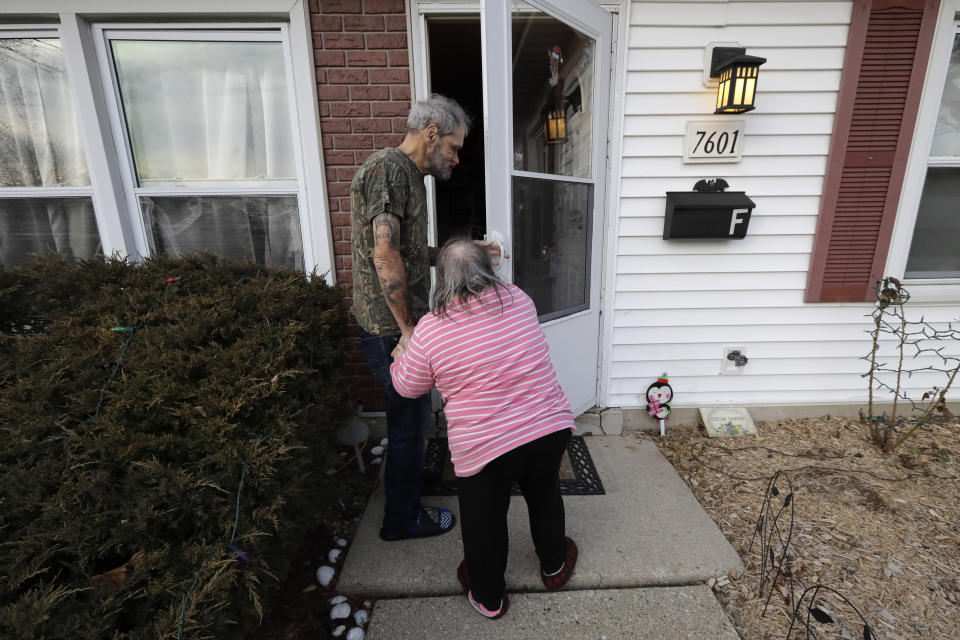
[709, 46, 766, 114]
[544, 109, 567, 144]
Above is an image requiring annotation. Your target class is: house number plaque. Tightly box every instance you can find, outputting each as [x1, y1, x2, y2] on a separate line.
[683, 120, 745, 163]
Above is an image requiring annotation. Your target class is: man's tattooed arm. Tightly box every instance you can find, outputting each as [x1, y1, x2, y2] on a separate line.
[371, 212, 414, 343]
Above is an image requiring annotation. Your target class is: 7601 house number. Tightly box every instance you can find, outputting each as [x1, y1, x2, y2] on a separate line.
[683, 120, 745, 163]
[692, 129, 738, 155]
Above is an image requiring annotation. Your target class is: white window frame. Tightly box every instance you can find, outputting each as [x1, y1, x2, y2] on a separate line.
[886, 1, 960, 302]
[0, 27, 103, 255]
[93, 25, 308, 263]
[0, 1, 334, 282]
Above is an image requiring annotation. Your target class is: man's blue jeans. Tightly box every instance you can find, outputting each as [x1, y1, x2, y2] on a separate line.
[359, 328, 432, 535]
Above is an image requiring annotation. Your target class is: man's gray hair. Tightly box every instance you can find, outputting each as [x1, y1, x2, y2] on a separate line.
[432, 238, 508, 318]
[407, 94, 472, 137]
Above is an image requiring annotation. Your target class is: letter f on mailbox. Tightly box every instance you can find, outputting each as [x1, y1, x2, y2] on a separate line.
[729, 208, 748, 236]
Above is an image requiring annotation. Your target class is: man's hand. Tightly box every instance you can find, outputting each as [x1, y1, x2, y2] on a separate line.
[391, 329, 412, 359]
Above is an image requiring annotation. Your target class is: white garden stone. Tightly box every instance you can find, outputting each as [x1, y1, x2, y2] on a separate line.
[346, 627, 365, 640]
[330, 602, 351, 620]
[315, 565, 335, 586]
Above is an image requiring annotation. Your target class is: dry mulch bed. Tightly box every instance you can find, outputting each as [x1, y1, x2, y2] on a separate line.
[653, 417, 960, 640]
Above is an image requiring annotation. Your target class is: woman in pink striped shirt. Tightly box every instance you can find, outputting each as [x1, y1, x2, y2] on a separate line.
[390, 239, 578, 619]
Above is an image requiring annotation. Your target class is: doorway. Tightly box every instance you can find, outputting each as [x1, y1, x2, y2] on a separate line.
[426, 17, 485, 244]
[414, 1, 613, 414]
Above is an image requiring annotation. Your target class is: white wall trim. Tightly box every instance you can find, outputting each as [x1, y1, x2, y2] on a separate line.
[407, 2, 438, 247]
[598, 0, 631, 409]
[885, 0, 960, 301]
[288, 0, 335, 282]
[90, 23, 151, 257]
[59, 13, 139, 259]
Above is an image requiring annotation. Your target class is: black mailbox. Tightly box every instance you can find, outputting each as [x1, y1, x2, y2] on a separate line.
[663, 189, 755, 239]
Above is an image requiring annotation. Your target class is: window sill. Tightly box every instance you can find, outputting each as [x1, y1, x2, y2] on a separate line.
[900, 278, 960, 303]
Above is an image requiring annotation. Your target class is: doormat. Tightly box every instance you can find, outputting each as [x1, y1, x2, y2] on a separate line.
[422, 435, 605, 496]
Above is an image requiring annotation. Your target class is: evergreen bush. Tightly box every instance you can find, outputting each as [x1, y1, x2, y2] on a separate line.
[0, 254, 352, 639]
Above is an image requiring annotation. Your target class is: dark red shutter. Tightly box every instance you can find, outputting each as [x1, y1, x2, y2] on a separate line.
[805, 0, 940, 302]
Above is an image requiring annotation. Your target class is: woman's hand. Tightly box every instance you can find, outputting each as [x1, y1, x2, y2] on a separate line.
[475, 239, 510, 260]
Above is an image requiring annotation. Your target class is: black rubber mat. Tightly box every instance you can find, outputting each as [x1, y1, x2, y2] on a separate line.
[421, 435, 605, 496]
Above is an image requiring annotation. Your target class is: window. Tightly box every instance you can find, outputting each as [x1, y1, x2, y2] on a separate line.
[99, 30, 305, 270]
[904, 24, 960, 279]
[0, 33, 101, 266]
[0, 6, 330, 277]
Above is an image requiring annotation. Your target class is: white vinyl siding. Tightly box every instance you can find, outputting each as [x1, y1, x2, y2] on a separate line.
[607, 0, 960, 409]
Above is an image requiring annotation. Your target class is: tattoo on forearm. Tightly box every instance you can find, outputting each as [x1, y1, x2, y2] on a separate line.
[378, 276, 409, 324]
[373, 213, 400, 250]
[372, 213, 409, 327]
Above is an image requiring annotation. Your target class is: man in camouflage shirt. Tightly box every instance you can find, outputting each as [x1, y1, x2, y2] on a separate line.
[351, 95, 471, 541]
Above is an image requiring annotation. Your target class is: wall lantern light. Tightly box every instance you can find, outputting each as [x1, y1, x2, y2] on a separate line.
[544, 109, 567, 144]
[708, 46, 766, 114]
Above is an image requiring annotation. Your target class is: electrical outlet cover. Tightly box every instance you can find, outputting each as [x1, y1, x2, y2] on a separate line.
[721, 346, 746, 374]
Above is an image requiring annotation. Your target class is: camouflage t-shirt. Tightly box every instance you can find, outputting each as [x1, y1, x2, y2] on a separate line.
[350, 148, 429, 336]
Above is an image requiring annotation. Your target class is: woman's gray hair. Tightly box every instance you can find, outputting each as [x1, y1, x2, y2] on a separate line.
[432, 238, 508, 318]
[407, 94, 472, 137]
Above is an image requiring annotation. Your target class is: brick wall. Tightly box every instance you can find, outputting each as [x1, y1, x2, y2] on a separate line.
[309, 0, 412, 412]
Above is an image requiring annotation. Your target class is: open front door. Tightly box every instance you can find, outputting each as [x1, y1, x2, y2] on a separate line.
[482, 0, 612, 414]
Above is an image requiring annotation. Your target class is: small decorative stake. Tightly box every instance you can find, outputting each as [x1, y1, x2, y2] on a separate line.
[646, 373, 672, 437]
[748, 471, 795, 616]
[786, 584, 874, 640]
[337, 415, 370, 473]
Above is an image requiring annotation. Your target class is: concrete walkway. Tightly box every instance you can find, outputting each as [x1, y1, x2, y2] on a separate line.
[338, 433, 744, 638]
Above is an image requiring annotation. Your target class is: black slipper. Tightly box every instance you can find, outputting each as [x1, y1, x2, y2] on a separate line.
[380, 506, 456, 541]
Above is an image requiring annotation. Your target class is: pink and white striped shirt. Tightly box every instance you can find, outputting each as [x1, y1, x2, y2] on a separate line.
[390, 283, 574, 477]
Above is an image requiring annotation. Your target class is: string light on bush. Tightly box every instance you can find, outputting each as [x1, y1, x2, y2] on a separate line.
[177, 461, 248, 639]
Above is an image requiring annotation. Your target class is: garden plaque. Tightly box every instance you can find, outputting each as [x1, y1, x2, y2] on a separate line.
[699, 406, 757, 437]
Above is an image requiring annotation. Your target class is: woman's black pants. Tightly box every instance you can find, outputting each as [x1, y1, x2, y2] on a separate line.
[456, 428, 572, 610]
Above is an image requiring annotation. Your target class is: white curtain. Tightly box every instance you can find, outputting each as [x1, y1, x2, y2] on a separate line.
[141, 196, 303, 270]
[0, 38, 99, 266]
[0, 198, 99, 265]
[112, 39, 300, 268]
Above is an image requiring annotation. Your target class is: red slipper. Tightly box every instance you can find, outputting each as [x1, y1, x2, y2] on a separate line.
[468, 590, 509, 619]
[541, 537, 578, 591]
[457, 558, 470, 594]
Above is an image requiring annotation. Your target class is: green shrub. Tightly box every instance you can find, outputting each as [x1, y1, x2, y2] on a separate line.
[0, 254, 352, 639]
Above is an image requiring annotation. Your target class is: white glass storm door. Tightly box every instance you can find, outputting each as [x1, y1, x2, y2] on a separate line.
[482, 0, 612, 414]
[94, 27, 307, 271]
